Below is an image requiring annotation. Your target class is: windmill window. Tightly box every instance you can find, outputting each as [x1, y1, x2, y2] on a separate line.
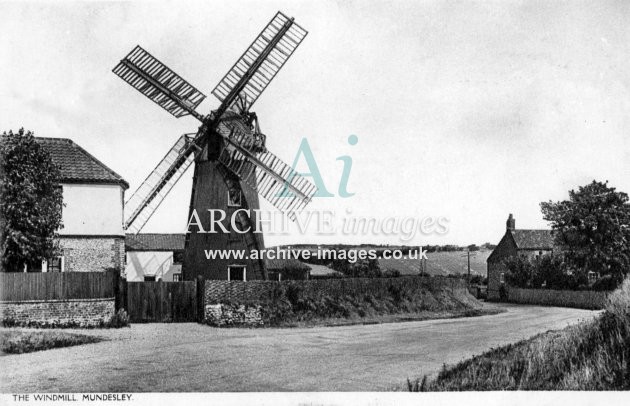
[499, 272, 505, 284]
[228, 190, 242, 207]
[228, 265, 247, 281]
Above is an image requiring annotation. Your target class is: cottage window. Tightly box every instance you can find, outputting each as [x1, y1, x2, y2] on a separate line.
[228, 265, 247, 281]
[227, 190, 242, 207]
[172, 273, 182, 282]
[44, 256, 64, 272]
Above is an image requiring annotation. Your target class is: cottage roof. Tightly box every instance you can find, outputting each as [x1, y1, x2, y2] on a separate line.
[126, 233, 185, 251]
[511, 229, 555, 250]
[266, 258, 311, 271]
[35, 137, 129, 189]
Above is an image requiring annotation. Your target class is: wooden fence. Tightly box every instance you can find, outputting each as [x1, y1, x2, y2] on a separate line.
[124, 281, 198, 322]
[0, 271, 116, 302]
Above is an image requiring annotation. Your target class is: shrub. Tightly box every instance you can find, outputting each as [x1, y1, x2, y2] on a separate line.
[382, 269, 401, 278]
[106, 309, 130, 328]
[469, 275, 486, 285]
[591, 274, 621, 292]
[503, 256, 533, 288]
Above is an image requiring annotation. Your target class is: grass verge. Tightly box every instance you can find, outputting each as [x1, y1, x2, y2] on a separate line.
[408, 279, 630, 391]
[274, 307, 503, 328]
[0, 330, 103, 354]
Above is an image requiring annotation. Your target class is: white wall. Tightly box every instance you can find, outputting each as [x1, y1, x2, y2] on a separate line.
[60, 184, 124, 236]
[125, 251, 181, 282]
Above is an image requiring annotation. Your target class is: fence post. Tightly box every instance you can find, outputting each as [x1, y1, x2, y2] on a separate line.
[112, 270, 120, 311]
[196, 276, 204, 323]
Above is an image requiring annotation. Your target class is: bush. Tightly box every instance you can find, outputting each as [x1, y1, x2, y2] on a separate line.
[591, 274, 621, 291]
[254, 276, 488, 326]
[469, 275, 487, 285]
[106, 309, 130, 328]
[382, 269, 401, 278]
[503, 256, 533, 288]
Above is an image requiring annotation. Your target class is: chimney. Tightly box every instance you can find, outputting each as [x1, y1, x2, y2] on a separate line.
[506, 213, 515, 231]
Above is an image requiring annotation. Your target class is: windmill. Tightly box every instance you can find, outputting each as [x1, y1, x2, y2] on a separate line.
[113, 11, 317, 281]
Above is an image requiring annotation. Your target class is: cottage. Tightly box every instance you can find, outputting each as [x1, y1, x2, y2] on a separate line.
[125, 234, 184, 281]
[486, 214, 555, 300]
[35, 137, 129, 273]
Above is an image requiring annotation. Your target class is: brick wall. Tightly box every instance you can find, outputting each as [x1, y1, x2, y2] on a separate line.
[507, 287, 608, 310]
[60, 237, 125, 272]
[0, 298, 115, 327]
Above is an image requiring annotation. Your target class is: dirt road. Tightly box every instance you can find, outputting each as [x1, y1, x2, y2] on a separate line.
[0, 304, 598, 392]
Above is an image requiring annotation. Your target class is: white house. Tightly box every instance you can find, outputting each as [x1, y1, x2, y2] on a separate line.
[125, 234, 184, 281]
[36, 137, 129, 272]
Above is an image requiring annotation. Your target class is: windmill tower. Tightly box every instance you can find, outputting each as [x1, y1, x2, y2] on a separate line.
[113, 12, 317, 281]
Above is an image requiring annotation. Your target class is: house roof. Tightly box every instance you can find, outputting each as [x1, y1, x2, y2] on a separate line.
[35, 137, 129, 189]
[307, 263, 342, 276]
[511, 229, 555, 250]
[126, 233, 185, 251]
[266, 258, 311, 271]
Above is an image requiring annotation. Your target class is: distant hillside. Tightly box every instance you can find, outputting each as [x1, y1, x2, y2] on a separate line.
[379, 250, 491, 277]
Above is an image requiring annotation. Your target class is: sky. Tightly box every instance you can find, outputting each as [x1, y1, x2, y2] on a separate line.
[2, 0, 630, 247]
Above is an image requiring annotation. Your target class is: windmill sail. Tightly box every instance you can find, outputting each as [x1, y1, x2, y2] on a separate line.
[113, 46, 206, 120]
[211, 11, 308, 111]
[216, 120, 317, 220]
[124, 135, 198, 234]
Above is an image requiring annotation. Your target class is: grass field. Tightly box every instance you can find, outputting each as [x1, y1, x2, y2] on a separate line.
[408, 278, 630, 391]
[0, 330, 102, 354]
[379, 250, 491, 277]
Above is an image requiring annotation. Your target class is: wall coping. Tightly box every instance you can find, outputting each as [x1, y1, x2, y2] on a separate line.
[0, 297, 115, 305]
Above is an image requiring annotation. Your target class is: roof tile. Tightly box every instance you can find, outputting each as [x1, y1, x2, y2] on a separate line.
[35, 137, 128, 189]
[511, 229, 555, 250]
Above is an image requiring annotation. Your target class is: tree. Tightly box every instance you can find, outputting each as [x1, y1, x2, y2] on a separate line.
[540, 180, 630, 283]
[0, 129, 64, 272]
[530, 254, 575, 289]
[503, 255, 533, 288]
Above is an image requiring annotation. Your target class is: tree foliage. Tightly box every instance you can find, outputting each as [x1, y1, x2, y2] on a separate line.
[540, 180, 630, 283]
[0, 129, 64, 272]
[504, 255, 534, 288]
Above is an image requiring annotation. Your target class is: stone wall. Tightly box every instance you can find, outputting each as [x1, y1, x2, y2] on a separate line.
[507, 287, 608, 310]
[204, 304, 263, 326]
[0, 298, 115, 327]
[60, 237, 125, 272]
